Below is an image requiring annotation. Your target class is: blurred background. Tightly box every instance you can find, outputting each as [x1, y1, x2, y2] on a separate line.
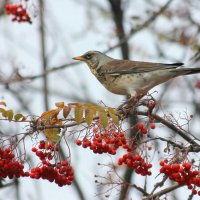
[0, 0, 200, 199]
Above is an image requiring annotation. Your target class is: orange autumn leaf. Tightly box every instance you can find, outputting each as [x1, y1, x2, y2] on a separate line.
[63, 105, 72, 118]
[0, 102, 7, 107]
[40, 109, 60, 120]
[55, 102, 65, 108]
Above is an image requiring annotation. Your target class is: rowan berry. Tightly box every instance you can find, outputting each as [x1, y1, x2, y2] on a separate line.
[192, 189, 197, 195]
[137, 123, 144, 129]
[5, 3, 32, 23]
[61, 160, 68, 166]
[32, 147, 37, 152]
[150, 124, 156, 129]
[76, 140, 82, 146]
[141, 128, 148, 134]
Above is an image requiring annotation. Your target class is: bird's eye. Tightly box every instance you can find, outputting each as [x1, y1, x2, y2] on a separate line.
[85, 54, 92, 59]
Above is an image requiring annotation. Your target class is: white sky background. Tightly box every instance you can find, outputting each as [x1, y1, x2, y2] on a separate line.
[0, 0, 200, 200]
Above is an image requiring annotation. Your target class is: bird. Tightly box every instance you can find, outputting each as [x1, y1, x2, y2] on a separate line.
[73, 51, 200, 99]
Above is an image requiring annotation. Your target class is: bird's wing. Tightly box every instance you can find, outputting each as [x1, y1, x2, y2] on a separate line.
[99, 60, 184, 75]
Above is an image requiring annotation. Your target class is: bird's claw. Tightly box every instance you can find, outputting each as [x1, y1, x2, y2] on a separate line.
[117, 96, 139, 117]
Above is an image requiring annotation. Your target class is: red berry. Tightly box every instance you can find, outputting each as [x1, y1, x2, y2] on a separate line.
[61, 160, 68, 166]
[148, 102, 155, 109]
[67, 166, 72, 171]
[150, 124, 156, 129]
[188, 185, 193, 190]
[118, 158, 123, 165]
[141, 128, 148, 134]
[32, 147, 37, 152]
[147, 163, 152, 168]
[5, 148, 11, 153]
[171, 164, 180, 171]
[119, 132, 124, 137]
[9, 153, 15, 159]
[137, 123, 144, 129]
[110, 149, 116, 155]
[164, 159, 168, 163]
[183, 162, 191, 170]
[76, 140, 82, 146]
[47, 144, 53, 150]
[147, 171, 152, 176]
[192, 189, 197, 195]
[92, 127, 98, 132]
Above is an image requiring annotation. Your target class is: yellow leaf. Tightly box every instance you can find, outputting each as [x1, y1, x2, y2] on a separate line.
[6, 110, 14, 122]
[55, 102, 65, 108]
[44, 128, 60, 143]
[83, 103, 95, 107]
[63, 105, 71, 118]
[0, 108, 6, 117]
[0, 102, 6, 107]
[85, 107, 96, 126]
[97, 107, 108, 128]
[74, 104, 83, 124]
[14, 113, 26, 121]
[108, 108, 119, 125]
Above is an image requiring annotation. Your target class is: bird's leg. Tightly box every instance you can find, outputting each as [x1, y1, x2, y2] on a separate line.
[118, 96, 143, 118]
[118, 90, 147, 109]
[117, 100, 135, 118]
[117, 98, 134, 117]
[118, 90, 149, 117]
[136, 89, 147, 99]
[118, 95, 141, 115]
[118, 96, 136, 110]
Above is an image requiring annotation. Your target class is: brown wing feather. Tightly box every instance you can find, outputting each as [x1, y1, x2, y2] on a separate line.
[99, 59, 184, 74]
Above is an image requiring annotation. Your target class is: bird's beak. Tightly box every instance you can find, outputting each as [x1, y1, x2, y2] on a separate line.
[72, 55, 85, 61]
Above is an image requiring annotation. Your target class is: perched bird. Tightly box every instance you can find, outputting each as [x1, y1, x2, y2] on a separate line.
[73, 51, 200, 98]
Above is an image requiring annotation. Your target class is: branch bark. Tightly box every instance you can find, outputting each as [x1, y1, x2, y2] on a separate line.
[39, 0, 49, 110]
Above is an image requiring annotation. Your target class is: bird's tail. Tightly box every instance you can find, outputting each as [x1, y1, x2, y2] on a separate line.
[176, 68, 200, 76]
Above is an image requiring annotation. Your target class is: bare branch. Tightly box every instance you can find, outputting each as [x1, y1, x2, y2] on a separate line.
[105, 0, 174, 53]
[137, 111, 199, 146]
[39, 0, 49, 110]
[143, 183, 182, 200]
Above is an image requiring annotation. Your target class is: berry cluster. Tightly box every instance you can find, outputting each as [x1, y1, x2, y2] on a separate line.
[31, 141, 74, 187]
[118, 153, 152, 176]
[30, 161, 74, 187]
[137, 122, 156, 135]
[76, 131, 132, 154]
[5, 3, 32, 23]
[32, 140, 59, 161]
[0, 147, 28, 178]
[137, 123, 148, 134]
[160, 160, 200, 195]
[0, 142, 73, 187]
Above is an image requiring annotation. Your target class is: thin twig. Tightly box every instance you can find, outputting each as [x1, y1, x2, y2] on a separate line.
[137, 111, 198, 146]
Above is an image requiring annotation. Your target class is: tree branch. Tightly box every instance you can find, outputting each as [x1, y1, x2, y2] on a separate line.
[105, 0, 174, 53]
[143, 183, 182, 200]
[137, 111, 199, 146]
[39, 0, 49, 110]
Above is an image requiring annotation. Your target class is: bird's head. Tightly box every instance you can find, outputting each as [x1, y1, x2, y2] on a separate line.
[73, 51, 113, 70]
